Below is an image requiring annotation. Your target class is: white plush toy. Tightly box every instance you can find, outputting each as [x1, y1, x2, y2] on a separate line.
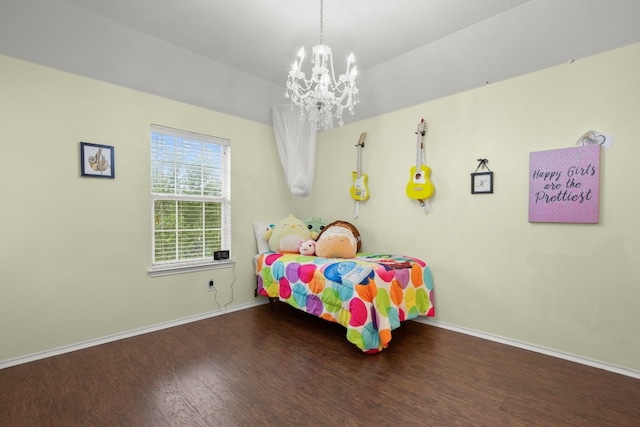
[298, 239, 316, 256]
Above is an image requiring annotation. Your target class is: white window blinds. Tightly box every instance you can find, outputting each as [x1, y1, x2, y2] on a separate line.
[150, 125, 231, 270]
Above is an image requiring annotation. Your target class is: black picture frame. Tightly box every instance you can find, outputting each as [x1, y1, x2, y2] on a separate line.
[80, 142, 115, 178]
[471, 171, 493, 194]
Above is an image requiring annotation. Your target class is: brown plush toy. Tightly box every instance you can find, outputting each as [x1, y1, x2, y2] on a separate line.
[314, 220, 361, 258]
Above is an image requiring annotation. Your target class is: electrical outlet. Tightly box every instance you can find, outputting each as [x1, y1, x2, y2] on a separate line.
[208, 280, 215, 292]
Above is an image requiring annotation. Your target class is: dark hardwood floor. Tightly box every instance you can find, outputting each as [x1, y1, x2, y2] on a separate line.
[1, 303, 638, 426]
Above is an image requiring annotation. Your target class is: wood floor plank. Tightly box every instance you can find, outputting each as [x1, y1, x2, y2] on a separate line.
[1, 303, 638, 426]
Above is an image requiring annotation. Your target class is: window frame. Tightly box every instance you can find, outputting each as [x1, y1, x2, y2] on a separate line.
[148, 124, 232, 277]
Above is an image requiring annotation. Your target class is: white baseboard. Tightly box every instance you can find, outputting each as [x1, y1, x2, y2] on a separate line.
[0, 300, 267, 370]
[3, 303, 638, 381]
[413, 317, 640, 380]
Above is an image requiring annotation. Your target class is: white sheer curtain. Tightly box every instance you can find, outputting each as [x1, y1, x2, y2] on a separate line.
[272, 104, 317, 197]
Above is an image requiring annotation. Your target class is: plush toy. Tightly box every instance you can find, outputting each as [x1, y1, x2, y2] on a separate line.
[264, 214, 311, 253]
[314, 220, 361, 259]
[298, 239, 316, 256]
[303, 217, 327, 240]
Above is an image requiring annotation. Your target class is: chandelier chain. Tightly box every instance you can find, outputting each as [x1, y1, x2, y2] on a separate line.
[319, 0, 324, 45]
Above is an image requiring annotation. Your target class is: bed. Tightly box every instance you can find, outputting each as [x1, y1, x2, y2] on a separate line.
[256, 251, 435, 353]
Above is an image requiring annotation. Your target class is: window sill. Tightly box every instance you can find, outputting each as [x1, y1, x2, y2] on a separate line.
[148, 259, 235, 277]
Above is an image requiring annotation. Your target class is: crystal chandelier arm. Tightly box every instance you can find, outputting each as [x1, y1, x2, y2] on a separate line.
[327, 50, 339, 88]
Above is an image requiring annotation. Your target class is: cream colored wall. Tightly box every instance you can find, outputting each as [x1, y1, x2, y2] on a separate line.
[0, 54, 304, 362]
[311, 43, 640, 372]
[2, 43, 639, 373]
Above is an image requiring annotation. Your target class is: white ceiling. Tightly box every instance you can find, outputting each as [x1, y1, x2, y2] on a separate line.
[2, 0, 640, 127]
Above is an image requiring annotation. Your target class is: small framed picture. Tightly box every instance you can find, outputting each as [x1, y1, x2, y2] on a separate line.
[471, 172, 493, 194]
[81, 142, 115, 178]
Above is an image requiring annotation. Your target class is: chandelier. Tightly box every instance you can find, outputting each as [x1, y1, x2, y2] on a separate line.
[285, 0, 360, 131]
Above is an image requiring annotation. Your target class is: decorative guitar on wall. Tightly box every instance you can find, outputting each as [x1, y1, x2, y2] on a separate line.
[350, 132, 369, 201]
[406, 118, 435, 202]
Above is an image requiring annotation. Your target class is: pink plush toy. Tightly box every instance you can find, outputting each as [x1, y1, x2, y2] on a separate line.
[298, 239, 316, 256]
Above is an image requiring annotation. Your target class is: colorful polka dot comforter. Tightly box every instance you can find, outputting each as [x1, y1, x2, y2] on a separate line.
[256, 252, 435, 353]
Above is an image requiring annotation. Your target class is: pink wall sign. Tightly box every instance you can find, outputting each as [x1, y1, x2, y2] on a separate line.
[529, 145, 600, 223]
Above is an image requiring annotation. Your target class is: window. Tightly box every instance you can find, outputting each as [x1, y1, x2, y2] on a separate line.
[149, 125, 231, 276]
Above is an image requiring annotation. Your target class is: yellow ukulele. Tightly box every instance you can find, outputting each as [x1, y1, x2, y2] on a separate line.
[406, 119, 435, 200]
[350, 132, 369, 201]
